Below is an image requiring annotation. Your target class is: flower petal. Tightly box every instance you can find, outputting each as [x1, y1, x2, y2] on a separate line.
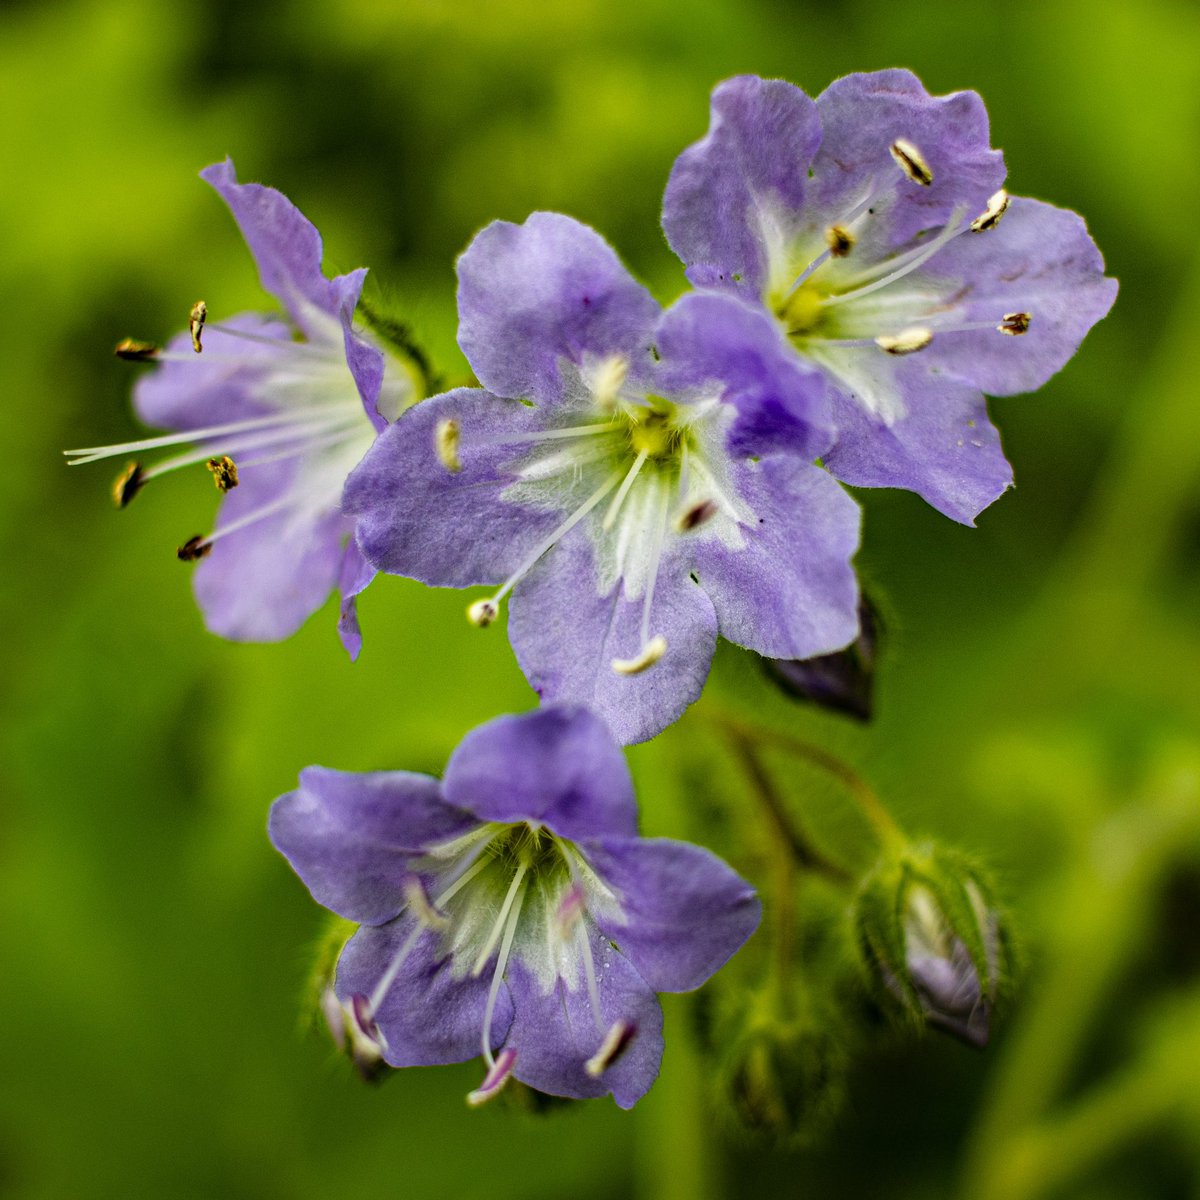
[442, 706, 637, 840]
[344, 387, 565, 588]
[132, 313, 291, 431]
[191, 456, 350, 642]
[269, 766, 469, 925]
[503, 951, 664, 1109]
[692, 457, 861, 659]
[583, 836, 761, 993]
[822, 371, 1013, 525]
[918, 197, 1118, 395]
[201, 158, 367, 343]
[662, 74, 822, 301]
[654, 291, 834, 458]
[337, 921, 512, 1067]
[336, 539, 376, 662]
[508, 535, 719, 746]
[810, 70, 1006, 259]
[457, 212, 660, 407]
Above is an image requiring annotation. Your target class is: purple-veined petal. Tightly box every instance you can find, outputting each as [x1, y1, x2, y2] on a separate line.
[654, 290, 834, 458]
[582, 836, 761, 992]
[663, 74, 822, 301]
[457, 212, 661, 407]
[337, 921, 513, 1067]
[692, 457, 861, 659]
[810, 70, 1006, 259]
[442, 706, 637, 840]
[508, 535, 719, 747]
[344, 387, 565, 588]
[822, 372, 1012, 525]
[336, 539, 376, 661]
[917, 196, 1118, 395]
[269, 766, 470, 925]
[503, 950, 663, 1109]
[133, 313, 291, 431]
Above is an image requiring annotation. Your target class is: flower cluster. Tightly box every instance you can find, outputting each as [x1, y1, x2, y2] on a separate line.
[71, 70, 1112, 1112]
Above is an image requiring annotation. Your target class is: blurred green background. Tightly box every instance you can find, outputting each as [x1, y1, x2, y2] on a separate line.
[2, 0, 1198, 1196]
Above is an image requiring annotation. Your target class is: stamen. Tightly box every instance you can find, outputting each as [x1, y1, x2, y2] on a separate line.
[970, 189, 1010, 233]
[825, 225, 855, 257]
[114, 338, 160, 362]
[189, 300, 207, 353]
[466, 469, 624, 625]
[675, 498, 719, 532]
[469, 423, 616, 450]
[402, 875, 449, 932]
[471, 864, 529, 978]
[611, 635, 668, 676]
[343, 992, 390, 1082]
[876, 327, 934, 355]
[999, 311, 1031, 335]
[367, 922, 426, 1014]
[602, 448, 649, 531]
[205, 455, 239, 492]
[176, 536, 211, 562]
[478, 871, 529, 1066]
[591, 355, 629, 412]
[466, 1047, 517, 1107]
[575, 919, 604, 1034]
[112, 461, 145, 508]
[554, 883, 586, 940]
[585, 1019, 637, 1078]
[435, 418, 461, 473]
[890, 139, 933, 186]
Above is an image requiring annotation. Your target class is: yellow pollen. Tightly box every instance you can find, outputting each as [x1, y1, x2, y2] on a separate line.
[628, 408, 680, 459]
[825, 225, 855, 257]
[776, 285, 824, 337]
[206, 455, 239, 492]
[189, 300, 207, 354]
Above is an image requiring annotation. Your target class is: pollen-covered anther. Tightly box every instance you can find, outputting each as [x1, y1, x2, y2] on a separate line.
[825, 225, 855, 257]
[999, 312, 1031, 336]
[205, 455, 239, 492]
[113, 338, 160, 362]
[403, 875, 450, 932]
[585, 1019, 638, 1078]
[112, 461, 145, 508]
[676, 498, 719, 533]
[876, 327, 934, 355]
[591, 355, 629, 412]
[435, 418, 462, 473]
[467, 597, 499, 628]
[466, 1047, 517, 1107]
[189, 300, 207, 353]
[970, 188, 1010, 233]
[177, 535, 211, 562]
[889, 138, 933, 186]
[611, 635, 668, 676]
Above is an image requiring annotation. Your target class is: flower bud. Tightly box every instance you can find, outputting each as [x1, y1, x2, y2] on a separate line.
[764, 594, 880, 721]
[855, 844, 1012, 1047]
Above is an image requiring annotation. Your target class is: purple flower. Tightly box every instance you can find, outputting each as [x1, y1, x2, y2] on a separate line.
[269, 705, 761, 1108]
[345, 212, 861, 744]
[663, 71, 1118, 524]
[65, 159, 421, 657]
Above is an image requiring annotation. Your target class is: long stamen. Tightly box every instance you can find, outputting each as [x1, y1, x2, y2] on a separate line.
[470, 864, 529, 979]
[176, 494, 293, 560]
[233, 427, 366, 471]
[468, 423, 616, 450]
[785, 175, 892, 296]
[367, 921, 426, 1014]
[467, 470, 623, 626]
[478, 871, 529, 1063]
[639, 478, 669, 649]
[602, 448, 649, 531]
[574, 919, 604, 1034]
[821, 204, 970, 308]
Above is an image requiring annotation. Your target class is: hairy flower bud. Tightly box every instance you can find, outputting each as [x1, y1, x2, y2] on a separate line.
[855, 844, 1013, 1046]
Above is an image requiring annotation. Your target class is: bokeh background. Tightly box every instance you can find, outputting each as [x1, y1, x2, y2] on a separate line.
[3, 0, 1198, 1196]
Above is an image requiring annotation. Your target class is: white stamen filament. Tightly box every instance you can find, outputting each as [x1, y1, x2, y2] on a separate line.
[471, 863, 530, 979]
[470, 422, 616, 450]
[232, 428, 365, 472]
[602, 448, 649, 531]
[574, 919, 605, 1034]
[639, 479, 669, 648]
[479, 872, 529, 1066]
[367, 921, 425, 1014]
[190, 494, 294, 550]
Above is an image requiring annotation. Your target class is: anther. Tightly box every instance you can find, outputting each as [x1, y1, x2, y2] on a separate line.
[113, 338, 160, 362]
[825, 225, 855, 257]
[467, 598, 499, 628]
[875, 327, 934, 355]
[177, 535, 211, 562]
[403, 875, 450, 932]
[611, 635, 668, 676]
[466, 1047, 517, 1107]
[676, 498, 719, 533]
[189, 300, 207, 353]
[112, 461, 145, 508]
[591, 355, 629, 412]
[554, 884, 586, 939]
[205, 455, 239, 492]
[585, 1020, 637, 1078]
[998, 312, 1031, 336]
[435, 418, 462, 473]
[970, 189, 1010, 233]
[344, 993, 390, 1082]
[889, 139, 933, 187]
